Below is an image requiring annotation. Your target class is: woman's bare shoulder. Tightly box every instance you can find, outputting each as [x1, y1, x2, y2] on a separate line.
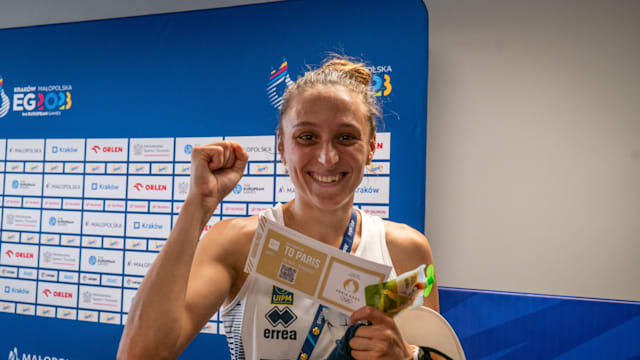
[197, 215, 260, 273]
[383, 220, 439, 312]
[382, 220, 433, 274]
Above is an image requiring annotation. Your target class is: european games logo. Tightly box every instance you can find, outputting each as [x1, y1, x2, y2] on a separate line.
[1, 74, 73, 117]
[0, 75, 10, 118]
[368, 64, 393, 97]
[266, 58, 294, 109]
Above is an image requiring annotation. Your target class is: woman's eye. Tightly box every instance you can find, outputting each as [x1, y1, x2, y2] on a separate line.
[297, 134, 314, 141]
[339, 134, 357, 142]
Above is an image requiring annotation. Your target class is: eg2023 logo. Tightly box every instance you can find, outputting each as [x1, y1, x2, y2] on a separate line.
[264, 60, 392, 111]
[367, 65, 393, 97]
[0, 74, 72, 118]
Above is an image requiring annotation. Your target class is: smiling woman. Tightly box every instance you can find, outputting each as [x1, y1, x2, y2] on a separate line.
[117, 57, 439, 360]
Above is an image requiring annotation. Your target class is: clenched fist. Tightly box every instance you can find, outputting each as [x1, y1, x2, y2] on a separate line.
[187, 141, 249, 211]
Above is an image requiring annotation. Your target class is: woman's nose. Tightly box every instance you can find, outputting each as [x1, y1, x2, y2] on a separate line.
[318, 142, 339, 167]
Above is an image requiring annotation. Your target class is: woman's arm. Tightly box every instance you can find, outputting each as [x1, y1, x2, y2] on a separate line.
[384, 221, 439, 313]
[346, 221, 440, 360]
[117, 142, 249, 359]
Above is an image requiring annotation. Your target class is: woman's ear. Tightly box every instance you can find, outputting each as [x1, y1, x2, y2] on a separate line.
[367, 133, 376, 165]
[277, 132, 286, 166]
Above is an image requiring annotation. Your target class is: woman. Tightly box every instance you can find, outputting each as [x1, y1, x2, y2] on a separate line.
[117, 58, 439, 360]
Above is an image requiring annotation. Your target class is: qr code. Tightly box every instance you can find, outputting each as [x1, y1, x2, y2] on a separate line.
[278, 263, 297, 284]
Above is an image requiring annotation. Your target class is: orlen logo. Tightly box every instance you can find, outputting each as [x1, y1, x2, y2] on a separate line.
[4, 250, 34, 259]
[91, 145, 123, 154]
[42, 288, 73, 298]
[133, 183, 167, 191]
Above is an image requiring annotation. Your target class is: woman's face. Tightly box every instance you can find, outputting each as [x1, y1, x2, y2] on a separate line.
[278, 86, 376, 210]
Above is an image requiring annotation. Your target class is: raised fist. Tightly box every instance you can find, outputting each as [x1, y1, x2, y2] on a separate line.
[187, 141, 249, 210]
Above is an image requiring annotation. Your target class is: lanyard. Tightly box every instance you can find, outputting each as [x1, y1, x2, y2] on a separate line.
[297, 209, 358, 360]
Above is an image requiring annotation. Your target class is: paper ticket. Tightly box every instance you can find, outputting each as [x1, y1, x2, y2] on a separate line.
[244, 216, 392, 315]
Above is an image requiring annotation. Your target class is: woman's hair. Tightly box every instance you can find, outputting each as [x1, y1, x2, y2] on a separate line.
[278, 57, 381, 139]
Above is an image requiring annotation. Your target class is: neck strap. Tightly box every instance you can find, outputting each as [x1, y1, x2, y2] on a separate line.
[297, 209, 358, 360]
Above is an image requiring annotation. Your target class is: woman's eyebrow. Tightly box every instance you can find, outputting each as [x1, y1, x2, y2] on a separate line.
[292, 121, 316, 128]
[292, 122, 361, 131]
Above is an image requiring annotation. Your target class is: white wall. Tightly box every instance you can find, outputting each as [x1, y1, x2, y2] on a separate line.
[2, 0, 638, 302]
[0, 0, 281, 29]
[426, 0, 640, 302]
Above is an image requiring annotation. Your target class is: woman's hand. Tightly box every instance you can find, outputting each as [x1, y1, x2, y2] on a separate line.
[348, 306, 413, 360]
[187, 141, 249, 210]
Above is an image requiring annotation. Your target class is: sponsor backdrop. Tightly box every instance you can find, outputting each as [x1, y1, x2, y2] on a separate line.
[0, 0, 638, 359]
[0, 1, 417, 359]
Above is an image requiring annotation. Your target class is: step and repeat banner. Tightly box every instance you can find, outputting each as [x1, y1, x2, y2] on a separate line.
[0, 1, 428, 359]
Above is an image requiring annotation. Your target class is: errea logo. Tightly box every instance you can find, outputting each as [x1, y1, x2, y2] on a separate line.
[263, 306, 298, 341]
[265, 306, 297, 328]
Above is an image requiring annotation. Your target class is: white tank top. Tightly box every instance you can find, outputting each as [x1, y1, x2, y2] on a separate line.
[221, 204, 397, 360]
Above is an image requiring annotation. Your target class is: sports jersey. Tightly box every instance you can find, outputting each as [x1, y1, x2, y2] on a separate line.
[221, 203, 397, 360]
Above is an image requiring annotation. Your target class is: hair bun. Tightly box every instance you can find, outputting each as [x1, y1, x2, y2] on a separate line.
[322, 58, 372, 87]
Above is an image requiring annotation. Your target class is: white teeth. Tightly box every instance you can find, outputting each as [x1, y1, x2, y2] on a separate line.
[312, 174, 342, 183]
